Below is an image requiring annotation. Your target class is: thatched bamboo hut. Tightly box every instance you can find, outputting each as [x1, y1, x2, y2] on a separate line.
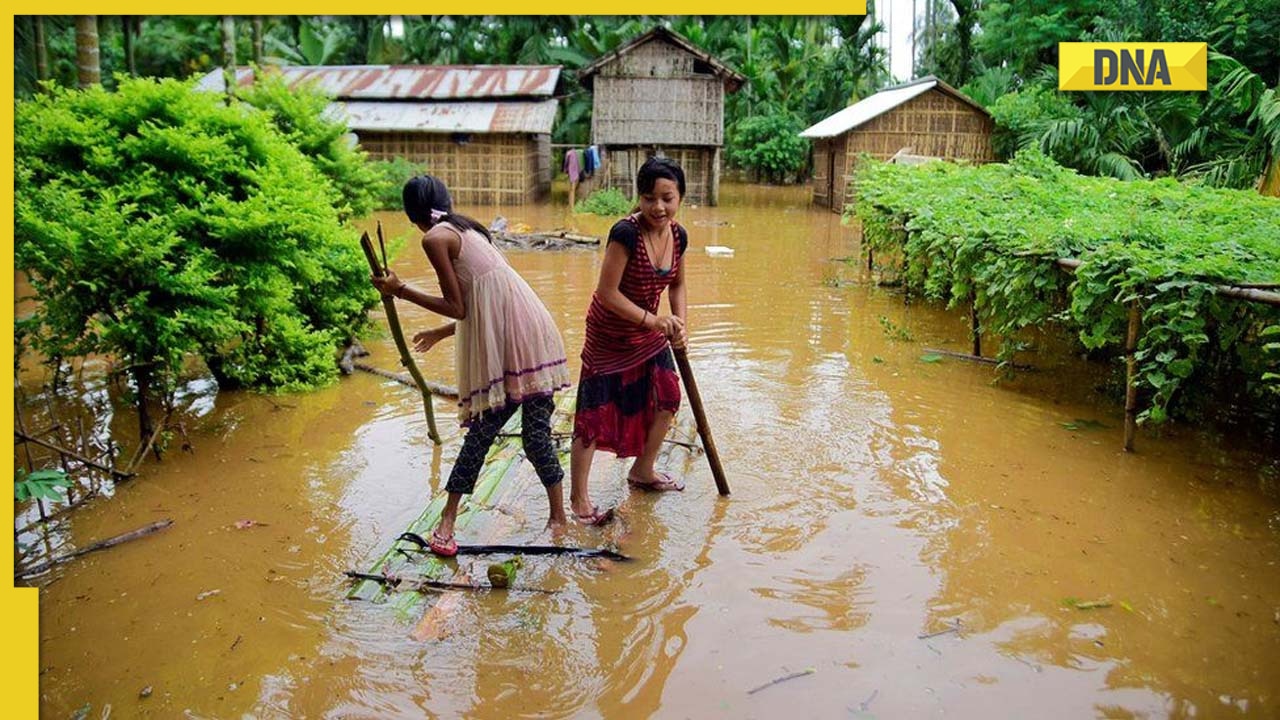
[800, 76, 995, 212]
[199, 65, 561, 205]
[579, 27, 745, 206]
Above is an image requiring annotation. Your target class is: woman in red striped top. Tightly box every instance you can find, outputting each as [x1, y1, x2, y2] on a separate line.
[569, 157, 690, 525]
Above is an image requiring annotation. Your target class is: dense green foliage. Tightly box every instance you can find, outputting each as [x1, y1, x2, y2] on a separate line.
[726, 113, 809, 184]
[15, 78, 376, 406]
[574, 188, 634, 216]
[14, 15, 889, 179]
[370, 156, 424, 210]
[915, 1, 1280, 191]
[853, 152, 1280, 423]
[236, 73, 380, 221]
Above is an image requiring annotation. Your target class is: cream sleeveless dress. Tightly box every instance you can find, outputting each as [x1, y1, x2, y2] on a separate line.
[442, 222, 571, 424]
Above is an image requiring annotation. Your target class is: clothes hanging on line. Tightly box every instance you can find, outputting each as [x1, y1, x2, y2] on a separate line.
[564, 146, 603, 183]
[564, 149, 581, 184]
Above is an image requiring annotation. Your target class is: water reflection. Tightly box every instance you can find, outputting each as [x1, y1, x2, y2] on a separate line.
[24, 183, 1280, 718]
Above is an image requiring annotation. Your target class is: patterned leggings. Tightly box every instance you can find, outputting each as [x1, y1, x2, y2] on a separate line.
[446, 394, 564, 494]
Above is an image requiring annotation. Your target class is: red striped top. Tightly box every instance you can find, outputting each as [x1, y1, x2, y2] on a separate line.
[580, 214, 688, 376]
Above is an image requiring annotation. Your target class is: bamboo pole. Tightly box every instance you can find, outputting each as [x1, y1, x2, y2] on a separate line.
[1123, 301, 1140, 452]
[1055, 258, 1280, 308]
[359, 229, 442, 445]
[672, 347, 730, 495]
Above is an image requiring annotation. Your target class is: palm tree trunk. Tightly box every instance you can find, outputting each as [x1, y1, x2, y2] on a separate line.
[121, 16, 137, 76]
[252, 17, 264, 65]
[949, 0, 975, 85]
[75, 16, 101, 88]
[34, 16, 49, 83]
[221, 16, 237, 100]
[1260, 152, 1280, 197]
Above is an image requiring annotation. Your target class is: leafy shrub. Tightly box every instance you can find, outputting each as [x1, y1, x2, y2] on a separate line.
[15, 77, 377, 414]
[370, 156, 424, 210]
[574, 187, 634, 216]
[987, 86, 1082, 160]
[236, 73, 380, 221]
[727, 113, 809, 184]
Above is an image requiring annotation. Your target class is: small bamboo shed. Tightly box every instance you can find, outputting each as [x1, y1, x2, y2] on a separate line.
[579, 27, 745, 206]
[800, 76, 995, 212]
[199, 65, 561, 205]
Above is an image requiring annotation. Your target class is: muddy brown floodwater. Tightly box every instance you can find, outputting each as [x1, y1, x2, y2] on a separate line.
[22, 183, 1280, 718]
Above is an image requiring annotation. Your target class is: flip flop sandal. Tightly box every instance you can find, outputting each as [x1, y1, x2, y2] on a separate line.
[428, 529, 458, 557]
[627, 471, 685, 492]
[573, 506, 615, 526]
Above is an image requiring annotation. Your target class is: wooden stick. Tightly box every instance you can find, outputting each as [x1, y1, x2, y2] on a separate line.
[1123, 301, 1140, 452]
[672, 346, 730, 495]
[394, 533, 632, 561]
[920, 347, 1033, 370]
[970, 295, 982, 357]
[15, 519, 174, 579]
[360, 230, 442, 445]
[747, 668, 815, 695]
[352, 362, 458, 398]
[344, 571, 555, 595]
[14, 430, 134, 480]
[14, 398, 36, 473]
[1056, 258, 1280, 307]
[121, 419, 165, 476]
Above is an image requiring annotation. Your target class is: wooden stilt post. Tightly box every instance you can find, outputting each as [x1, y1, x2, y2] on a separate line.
[970, 295, 981, 357]
[1123, 301, 1140, 452]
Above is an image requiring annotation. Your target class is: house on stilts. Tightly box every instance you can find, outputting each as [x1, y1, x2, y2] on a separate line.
[578, 27, 745, 206]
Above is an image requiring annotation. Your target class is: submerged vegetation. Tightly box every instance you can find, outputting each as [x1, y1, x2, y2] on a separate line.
[852, 150, 1280, 426]
[573, 187, 634, 216]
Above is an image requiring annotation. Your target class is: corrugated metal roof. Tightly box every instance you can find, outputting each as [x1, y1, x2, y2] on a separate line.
[799, 76, 989, 139]
[332, 99, 557, 134]
[197, 64, 561, 99]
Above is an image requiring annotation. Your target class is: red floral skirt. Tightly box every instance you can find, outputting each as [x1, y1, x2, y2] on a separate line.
[572, 348, 681, 458]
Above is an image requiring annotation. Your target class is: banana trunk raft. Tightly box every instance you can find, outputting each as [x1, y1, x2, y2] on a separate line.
[347, 391, 702, 614]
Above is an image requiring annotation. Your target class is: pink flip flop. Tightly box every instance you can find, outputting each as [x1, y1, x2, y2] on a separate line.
[573, 506, 615, 526]
[427, 529, 458, 557]
[627, 471, 685, 492]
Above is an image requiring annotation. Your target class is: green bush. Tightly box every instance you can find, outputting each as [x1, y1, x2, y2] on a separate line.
[727, 113, 809, 184]
[370, 156, 424, 210]
[852, 150, 1280, 424]
[987, 87, 1083, 161]
[15, 77, 377, 413]
[236, 72, 381, 222]
[574, 187, 634, 216]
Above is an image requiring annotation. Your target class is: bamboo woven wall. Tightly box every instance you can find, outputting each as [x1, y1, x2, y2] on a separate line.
[360, 132, 550, 205]
[593, 76, 723, 146]
[822, 88, 995, 213]
[591, 39, 724, 147]
[598, 146, 715, 206]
